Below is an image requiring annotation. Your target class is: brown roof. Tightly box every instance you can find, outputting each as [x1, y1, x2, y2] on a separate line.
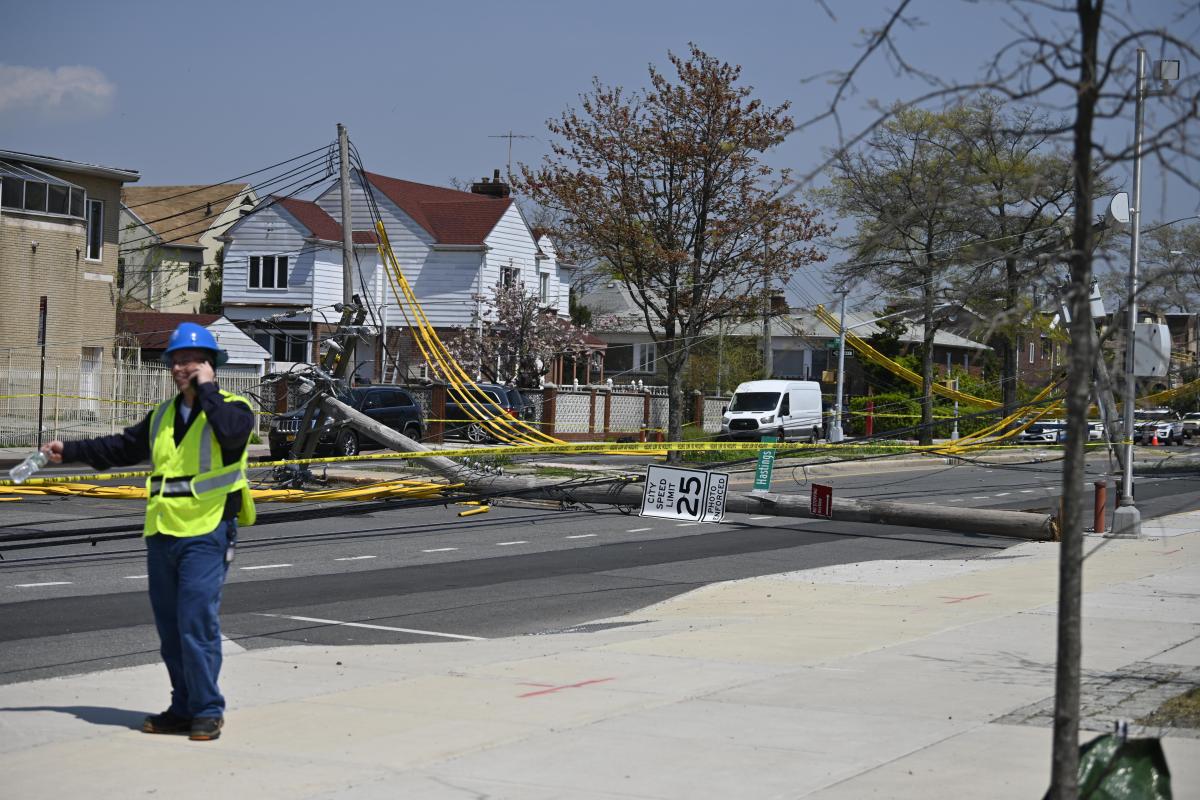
[117, 311, 220, 350]
[274, 196, 377, 244]
[122, 184, 253, 245]
[364, 172, 511, 245]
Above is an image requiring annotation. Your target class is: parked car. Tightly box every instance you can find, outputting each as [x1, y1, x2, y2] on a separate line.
[269, 385, 424, 458]
[1018, 421, 1065, 444]
[1181, 411, 1200, 439]
[444, 383, 535, 443]
[1133, 409, 1184, 446]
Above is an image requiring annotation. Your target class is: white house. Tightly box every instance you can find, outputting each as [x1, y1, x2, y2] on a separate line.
[219, 169, 571, 382]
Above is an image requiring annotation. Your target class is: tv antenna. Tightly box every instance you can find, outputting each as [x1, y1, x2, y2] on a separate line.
[488, 131, 536, 183]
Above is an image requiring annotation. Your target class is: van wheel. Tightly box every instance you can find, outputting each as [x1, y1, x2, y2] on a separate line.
[336, 430, 359, 457]
[777, 427, 787, 443]
[403, 423, 422, 442]
[466, 422, 489, 444]
[811, 426, 821, 443]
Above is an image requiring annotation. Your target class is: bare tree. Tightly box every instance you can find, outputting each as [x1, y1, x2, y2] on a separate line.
[798, 3, 1200, 796]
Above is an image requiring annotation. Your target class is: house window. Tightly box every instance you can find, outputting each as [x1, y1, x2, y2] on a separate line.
[539, 272, 550, 303]
[633, 342, 657, 373]
[116, 258, 125, 290]
[501, 266, 519, 289]
[1029, 342, 1036, 364]
[187, 263, 201, 293]
[0, 161, 86, 219]
[249, 255, 289, 289]
[86, 199, 103, 260]
[1041, 338, 1052, 360]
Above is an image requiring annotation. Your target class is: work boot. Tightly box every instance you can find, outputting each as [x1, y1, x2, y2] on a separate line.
[142, 710, 192, 735]
[189, 716, 224, 741]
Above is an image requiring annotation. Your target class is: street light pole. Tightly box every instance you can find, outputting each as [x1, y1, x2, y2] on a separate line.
[830, 290, 848, 442]
[1113, 49, 1149, 538]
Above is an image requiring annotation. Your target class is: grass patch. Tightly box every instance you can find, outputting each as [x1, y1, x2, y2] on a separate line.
[534, 466, 590, 478]
[1137, 686, 1200, 729]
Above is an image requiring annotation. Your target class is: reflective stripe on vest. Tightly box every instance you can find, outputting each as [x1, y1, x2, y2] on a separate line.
[144, 391, 253, 536]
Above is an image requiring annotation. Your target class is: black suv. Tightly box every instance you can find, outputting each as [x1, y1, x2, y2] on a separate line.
[443, 383, 537, 443]
[269, 386, 424, 458]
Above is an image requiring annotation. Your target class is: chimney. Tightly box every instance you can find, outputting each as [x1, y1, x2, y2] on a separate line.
[471, 168, 511, 198]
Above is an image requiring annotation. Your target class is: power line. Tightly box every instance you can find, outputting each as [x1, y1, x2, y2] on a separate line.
[122, 151, 334, 235]
[122, 144, 334, 210]
[119, 165, 335, 253]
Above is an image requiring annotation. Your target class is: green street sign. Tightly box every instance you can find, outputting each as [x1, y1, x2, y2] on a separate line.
[752, 436, 777, 492]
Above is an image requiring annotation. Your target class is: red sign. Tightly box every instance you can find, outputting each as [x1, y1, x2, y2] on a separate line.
[810, 483, 833, 518]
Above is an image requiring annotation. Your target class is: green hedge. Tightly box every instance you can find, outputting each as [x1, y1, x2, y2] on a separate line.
[846, 393, 998, 438]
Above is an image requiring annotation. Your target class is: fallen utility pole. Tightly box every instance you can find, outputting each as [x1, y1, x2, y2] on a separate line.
[319, 396, 1058, 541]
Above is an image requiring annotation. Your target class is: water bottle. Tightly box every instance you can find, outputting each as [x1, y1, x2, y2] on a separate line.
[8, 450, 49, 484]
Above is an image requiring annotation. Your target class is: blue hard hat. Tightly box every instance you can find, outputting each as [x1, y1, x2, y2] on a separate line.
[161, 322, 229, 367]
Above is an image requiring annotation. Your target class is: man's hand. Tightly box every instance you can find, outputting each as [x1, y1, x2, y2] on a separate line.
[190, 361, 215, 387]
[42, 441, 65, 464]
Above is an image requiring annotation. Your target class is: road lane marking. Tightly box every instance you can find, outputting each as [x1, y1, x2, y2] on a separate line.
[994, 492, 1010, 497]
[239, 564, 293, 571]
[423, 547, 458, 552]
[496, 541, 528, 546]
[676, 522, 700, 527]
[13, 581, 72, 588]
[627, 527, 652, 533]
[972, 496, 989, 500]
[565, 534, 596, 539]
[124, 575, 147, 579]
[255, 613, 484, 641]
[749, 516, 772, 520]
[334, 556, 377, 561]
[1020, 490, 1035, 493]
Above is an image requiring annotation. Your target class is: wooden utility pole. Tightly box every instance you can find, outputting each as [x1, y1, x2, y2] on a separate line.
[338, 123, 354, 306]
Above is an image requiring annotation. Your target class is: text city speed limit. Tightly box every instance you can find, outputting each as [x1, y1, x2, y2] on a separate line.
[640, 465, 729, 523]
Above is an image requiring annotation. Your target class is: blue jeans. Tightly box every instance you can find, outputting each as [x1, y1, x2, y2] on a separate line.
[145, 519, 235, 720]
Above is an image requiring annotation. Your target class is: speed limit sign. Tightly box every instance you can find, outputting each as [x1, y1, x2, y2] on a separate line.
[640, 465, 729, 523]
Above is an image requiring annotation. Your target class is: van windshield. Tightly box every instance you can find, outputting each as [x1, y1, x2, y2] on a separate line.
[729, 392, 780, 412]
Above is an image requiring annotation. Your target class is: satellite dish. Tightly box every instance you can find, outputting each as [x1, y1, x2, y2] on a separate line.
[1105, 193, 1130, 228]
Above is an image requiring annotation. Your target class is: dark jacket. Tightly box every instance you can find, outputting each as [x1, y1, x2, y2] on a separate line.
[63, 382, 255, 523]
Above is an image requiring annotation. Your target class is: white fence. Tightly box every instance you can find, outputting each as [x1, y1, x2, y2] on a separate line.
[0, 353, 266, 447]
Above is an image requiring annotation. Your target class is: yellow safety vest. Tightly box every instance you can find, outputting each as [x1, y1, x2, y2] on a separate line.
[143, 389, 256, 537]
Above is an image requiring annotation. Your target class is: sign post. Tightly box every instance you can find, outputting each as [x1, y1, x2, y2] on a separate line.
[751, 435, 777, 495]
[37, 296, 47, 447]
[641, 464, 730, 523]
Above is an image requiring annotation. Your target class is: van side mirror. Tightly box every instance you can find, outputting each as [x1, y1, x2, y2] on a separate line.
[721, 405, 728, 414]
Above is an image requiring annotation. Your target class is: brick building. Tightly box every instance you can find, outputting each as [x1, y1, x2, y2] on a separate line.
[1, 150, 139, 364]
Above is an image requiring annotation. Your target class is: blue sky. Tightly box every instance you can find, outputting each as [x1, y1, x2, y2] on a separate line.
[2, 0, 1195, 307]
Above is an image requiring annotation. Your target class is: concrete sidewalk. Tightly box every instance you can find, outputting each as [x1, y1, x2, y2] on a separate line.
[3, 516, 1200, 798]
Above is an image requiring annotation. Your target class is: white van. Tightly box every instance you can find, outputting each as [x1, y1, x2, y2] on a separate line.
[721, 380, 824, 442]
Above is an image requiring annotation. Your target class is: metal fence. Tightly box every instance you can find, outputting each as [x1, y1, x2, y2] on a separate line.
[0, 353, 267, 447]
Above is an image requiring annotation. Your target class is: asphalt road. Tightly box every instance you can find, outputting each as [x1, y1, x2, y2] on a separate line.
[2, 453, 1197, 686]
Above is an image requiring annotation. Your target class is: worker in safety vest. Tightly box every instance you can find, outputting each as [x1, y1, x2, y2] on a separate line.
[43, 322, 256, 742]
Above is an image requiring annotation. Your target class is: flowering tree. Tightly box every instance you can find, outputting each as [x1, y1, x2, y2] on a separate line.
[443, 282, 591, 388]
[521, 45, 829, 446]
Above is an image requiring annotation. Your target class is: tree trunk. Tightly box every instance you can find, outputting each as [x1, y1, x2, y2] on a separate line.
[1049, 5, 1102, 798]
[1002, 256, 1021, 416]
[665, 351, 686, 463]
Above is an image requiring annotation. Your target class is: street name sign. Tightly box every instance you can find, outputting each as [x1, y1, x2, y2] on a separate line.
[752, 436, 777, 493]
[641, 464, 729, 523]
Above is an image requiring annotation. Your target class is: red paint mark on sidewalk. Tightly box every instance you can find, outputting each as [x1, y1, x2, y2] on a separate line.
[518, 677, 616, 698]
[939, 593, 990, 604]
[1161, 548, 1183, 556]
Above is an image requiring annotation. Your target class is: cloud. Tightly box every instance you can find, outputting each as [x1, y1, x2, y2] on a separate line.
[0, 64, 116, 117]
